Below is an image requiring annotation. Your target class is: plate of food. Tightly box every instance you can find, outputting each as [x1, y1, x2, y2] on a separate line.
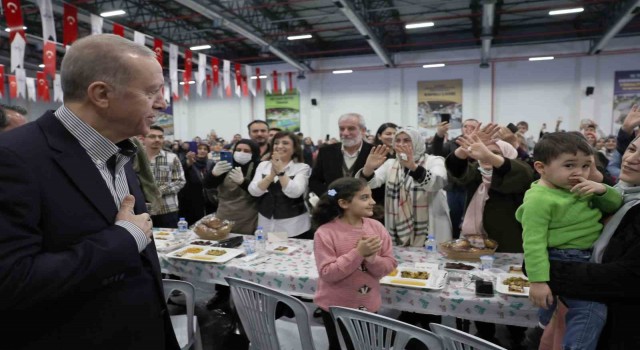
[266, 244, 299, 255]
[496, 273, 530, 297]
[153, 230, 186, 252]
[189, 239, 218, 247]
[166, 245, 244, 263]
[443, 261, 479, 272]
[381, 266, 448, 290]
[506, 265, 524, 275]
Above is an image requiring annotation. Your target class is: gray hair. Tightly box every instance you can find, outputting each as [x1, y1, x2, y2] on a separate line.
[61, 34, 156, 102]
[338, 113, 366, 129]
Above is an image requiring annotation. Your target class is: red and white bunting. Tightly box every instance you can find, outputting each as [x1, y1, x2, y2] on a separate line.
[90, 14, 103, 35]
[222, 60, 231, 97]
[196, 53, 206, 97]
[288, 72, 294, 92]
[63, 4, 78, 46]
[133, 31, 146, 46]
[234, 63, 242, 87]
[53, 73, 63, 102]
[272, 71, 278, 94]
[242, 77, 248, 97]
[206, 75, 212, 97]
[113, 23, 124, 37]
[153, 38, 163, 67]
[43, 40, 56, 78]
[8, 75, 17, 99]
[182, 71, 190, 100]
[36, 71, 46, 100]
[256, 68, 262, 93]
[211, 57, 219, 86]
[26, 77, 35, 101]
[169, 44, 178, 99]
[4, 0, 25, 41]
[184, 50, 192, 84]
[245, 65, 255, 97]
[38, 0, 56, 42]
[280, 73, 286, 95]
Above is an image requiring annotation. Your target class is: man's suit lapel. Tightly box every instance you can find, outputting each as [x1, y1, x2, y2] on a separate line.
[38, 112, 117, 223]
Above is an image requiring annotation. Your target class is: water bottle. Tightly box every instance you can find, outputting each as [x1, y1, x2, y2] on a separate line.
[177, 217, 188, 240]
[425, 234, 437, 260]
[255, 226, 266, 254]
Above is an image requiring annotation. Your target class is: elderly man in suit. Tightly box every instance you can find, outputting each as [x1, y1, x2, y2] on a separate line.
[0, 34, 179, 349]
[309, 113, 372, 198]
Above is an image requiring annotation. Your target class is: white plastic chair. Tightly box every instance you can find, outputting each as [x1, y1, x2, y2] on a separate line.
[162, 279, 203, 350]
[225, 276, 317, 350]
[430, 323, 507, 350]
[330, 306, 444, 350]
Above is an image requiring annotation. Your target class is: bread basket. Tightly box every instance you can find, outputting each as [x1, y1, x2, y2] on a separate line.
[193, 215, 234, 240]
[439, 237, 498, 261]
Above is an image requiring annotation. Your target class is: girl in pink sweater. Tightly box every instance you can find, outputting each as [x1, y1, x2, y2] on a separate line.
[312, 177, 397, 350]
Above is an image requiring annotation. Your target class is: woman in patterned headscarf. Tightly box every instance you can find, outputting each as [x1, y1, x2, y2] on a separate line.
[358, 126, 451, 247]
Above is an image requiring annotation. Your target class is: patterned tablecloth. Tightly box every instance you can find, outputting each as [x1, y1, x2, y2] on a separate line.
[158, 234, 537, 327]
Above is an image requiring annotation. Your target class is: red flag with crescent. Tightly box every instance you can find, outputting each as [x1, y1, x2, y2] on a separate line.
[273, 71, 279, 94]
[113, 23, 124, 37]
[0, 65, 5, 97]
[3, 0, 25, 41]
[256, 68, 261, 92]
[234, 63, 242, 87]
[36, 71, 46, 99]
[153, 38, 163, 67]
[211, 57, 219, 86]
[184, 49, 192, 83]
[8, 75, 17, 99]
[63, 4, 78, 46]
[43, 40, 56, 78]
[206, 74, 212, 97]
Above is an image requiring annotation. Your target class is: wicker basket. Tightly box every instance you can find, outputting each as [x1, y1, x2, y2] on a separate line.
[439, 239, 498, 261]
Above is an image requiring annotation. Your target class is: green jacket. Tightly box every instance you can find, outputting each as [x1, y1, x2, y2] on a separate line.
[446, 155, 534, 253]
[131, 137, 162, 214]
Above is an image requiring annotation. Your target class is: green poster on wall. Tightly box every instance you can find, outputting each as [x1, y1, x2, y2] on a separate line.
[265, 91, 300, 132]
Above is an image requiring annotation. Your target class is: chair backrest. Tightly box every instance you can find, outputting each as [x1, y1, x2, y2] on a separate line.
[330, 306, 444, 350]
[225, 277, 316, 350]
[163, 279, 196, 348]
[429, 323, 507, 350]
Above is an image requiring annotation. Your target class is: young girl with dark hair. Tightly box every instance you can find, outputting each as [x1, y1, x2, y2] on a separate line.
[312, 177, 397, 350]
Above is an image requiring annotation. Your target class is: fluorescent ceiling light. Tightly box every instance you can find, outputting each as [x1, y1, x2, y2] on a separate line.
[528, 56, 554, 61]
[5, 26, 27, 32]
[332, 69, 353, 74]
[549, 8, 584, 16]
[38, 64, 45, 68]
[405, 22, 435, 29]
[190, 44, 211, 50]
[100, 10, 126, 17]
[179, 81, 196, 85]
[423, 63, 446, 68]
[287, 34, 312, 41]
[250, 75, 268, 80]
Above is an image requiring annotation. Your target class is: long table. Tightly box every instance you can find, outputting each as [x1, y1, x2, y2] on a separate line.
[158, 235, 537, 328]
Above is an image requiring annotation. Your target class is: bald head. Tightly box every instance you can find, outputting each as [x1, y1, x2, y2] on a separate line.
[61, 34, 156, 102]
[0, 106, 27, 132]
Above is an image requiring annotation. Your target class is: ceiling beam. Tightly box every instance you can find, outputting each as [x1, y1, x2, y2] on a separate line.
[173, 0, 311, 72]
[589, 0, 640, 54]
[333, 0, 394, 67]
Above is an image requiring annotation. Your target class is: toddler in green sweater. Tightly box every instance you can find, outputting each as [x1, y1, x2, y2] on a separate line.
[516, 132, 621, 350]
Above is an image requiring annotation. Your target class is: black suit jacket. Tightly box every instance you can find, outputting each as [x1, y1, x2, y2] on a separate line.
[0, 111, 179, 350]
[309, 142, 372, 196]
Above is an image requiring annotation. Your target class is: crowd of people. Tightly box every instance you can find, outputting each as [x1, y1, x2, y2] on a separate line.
[1, 34, 639, 350]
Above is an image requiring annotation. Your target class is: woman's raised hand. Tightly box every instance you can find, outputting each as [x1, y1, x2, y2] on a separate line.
[363, 145, 388, 176]
[395, 144, 417, 171]
[475, 122, 501, 144]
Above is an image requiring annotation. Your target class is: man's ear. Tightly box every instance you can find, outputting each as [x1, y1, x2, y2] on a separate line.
[86, 81, 111, 109]
[533, 161, 545, 175]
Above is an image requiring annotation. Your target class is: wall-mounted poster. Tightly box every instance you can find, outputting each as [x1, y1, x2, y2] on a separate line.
[417, 79, 463, 138]
[265, 92, 300, 132]
[613, 70, 640, 131]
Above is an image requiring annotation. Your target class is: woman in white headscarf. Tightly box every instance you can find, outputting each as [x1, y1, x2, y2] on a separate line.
[358, 126, 451, 247]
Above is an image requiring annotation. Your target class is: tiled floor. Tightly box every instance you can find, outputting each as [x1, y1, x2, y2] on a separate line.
[168, 279, 534, 350]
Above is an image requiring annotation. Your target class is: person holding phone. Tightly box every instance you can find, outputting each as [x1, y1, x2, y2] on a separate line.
[178, 143, 217, 225]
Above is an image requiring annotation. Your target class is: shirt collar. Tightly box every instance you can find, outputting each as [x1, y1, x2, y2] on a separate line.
[341, 141, 363, 158]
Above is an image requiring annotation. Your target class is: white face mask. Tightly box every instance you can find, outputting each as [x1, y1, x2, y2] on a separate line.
[233, 152, 252, 165]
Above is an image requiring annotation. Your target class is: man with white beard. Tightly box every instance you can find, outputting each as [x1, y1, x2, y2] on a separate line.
[309, 113, 373, 198]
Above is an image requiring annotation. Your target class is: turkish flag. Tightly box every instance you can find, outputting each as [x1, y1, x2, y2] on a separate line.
[182, 71, 190, 99]
[63, 3, 78, 46]
[0, 65, 5, 97]
[211, 57, 219, 86]
[43, 40, 56, 78]
[8, 75, 17, 99]
[184, 50, 192, 83]
[242, 77, 248, 97]
[234, 63, 242, 87]
[36, 71, 46, 99]
[288, 72, 294, 92]
[273, 70, 279, 94]
[113, 23, 124, 37]
[3, 0, 25, 41]
[153, 38, 163, 67]
[256, 68, 261, 92]
[206, 75, 212, 97]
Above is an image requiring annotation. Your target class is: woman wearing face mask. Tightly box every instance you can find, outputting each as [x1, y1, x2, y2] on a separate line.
[446, 124, 534, 348]
[203, 139, 261, 235]
[178, 143, 218, 225]
[358, 126, 451, 247]
[249, 131, 312, 239]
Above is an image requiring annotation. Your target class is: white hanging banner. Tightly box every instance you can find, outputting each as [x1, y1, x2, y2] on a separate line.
[235, 79, 241, 97]
[217, 83, 223, 98]
[280, 73, 286, 95]
[10, 34, 25, 72]
[245, 65, 256, 97]
[37, 0, 57, 42]
[16, 68, 26, 99]
[222, 60, 230, 92]
[196, 53, 206, 97]
[265, 75, 272, 94]
[133, 31, 146, 46]
[90, 14, 103, 35]
[163, 83, 170, 104]
[53, 73, 63, 102]
[170, 77, 178, 99]
[26, 77, 36, 101]
[169, 44, 178, 82]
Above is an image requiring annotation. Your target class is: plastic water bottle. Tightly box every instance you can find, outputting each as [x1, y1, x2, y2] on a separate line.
[255, 226, 266, 254]
[177, 217, 188, 240]
[425, 234, 438, 260]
